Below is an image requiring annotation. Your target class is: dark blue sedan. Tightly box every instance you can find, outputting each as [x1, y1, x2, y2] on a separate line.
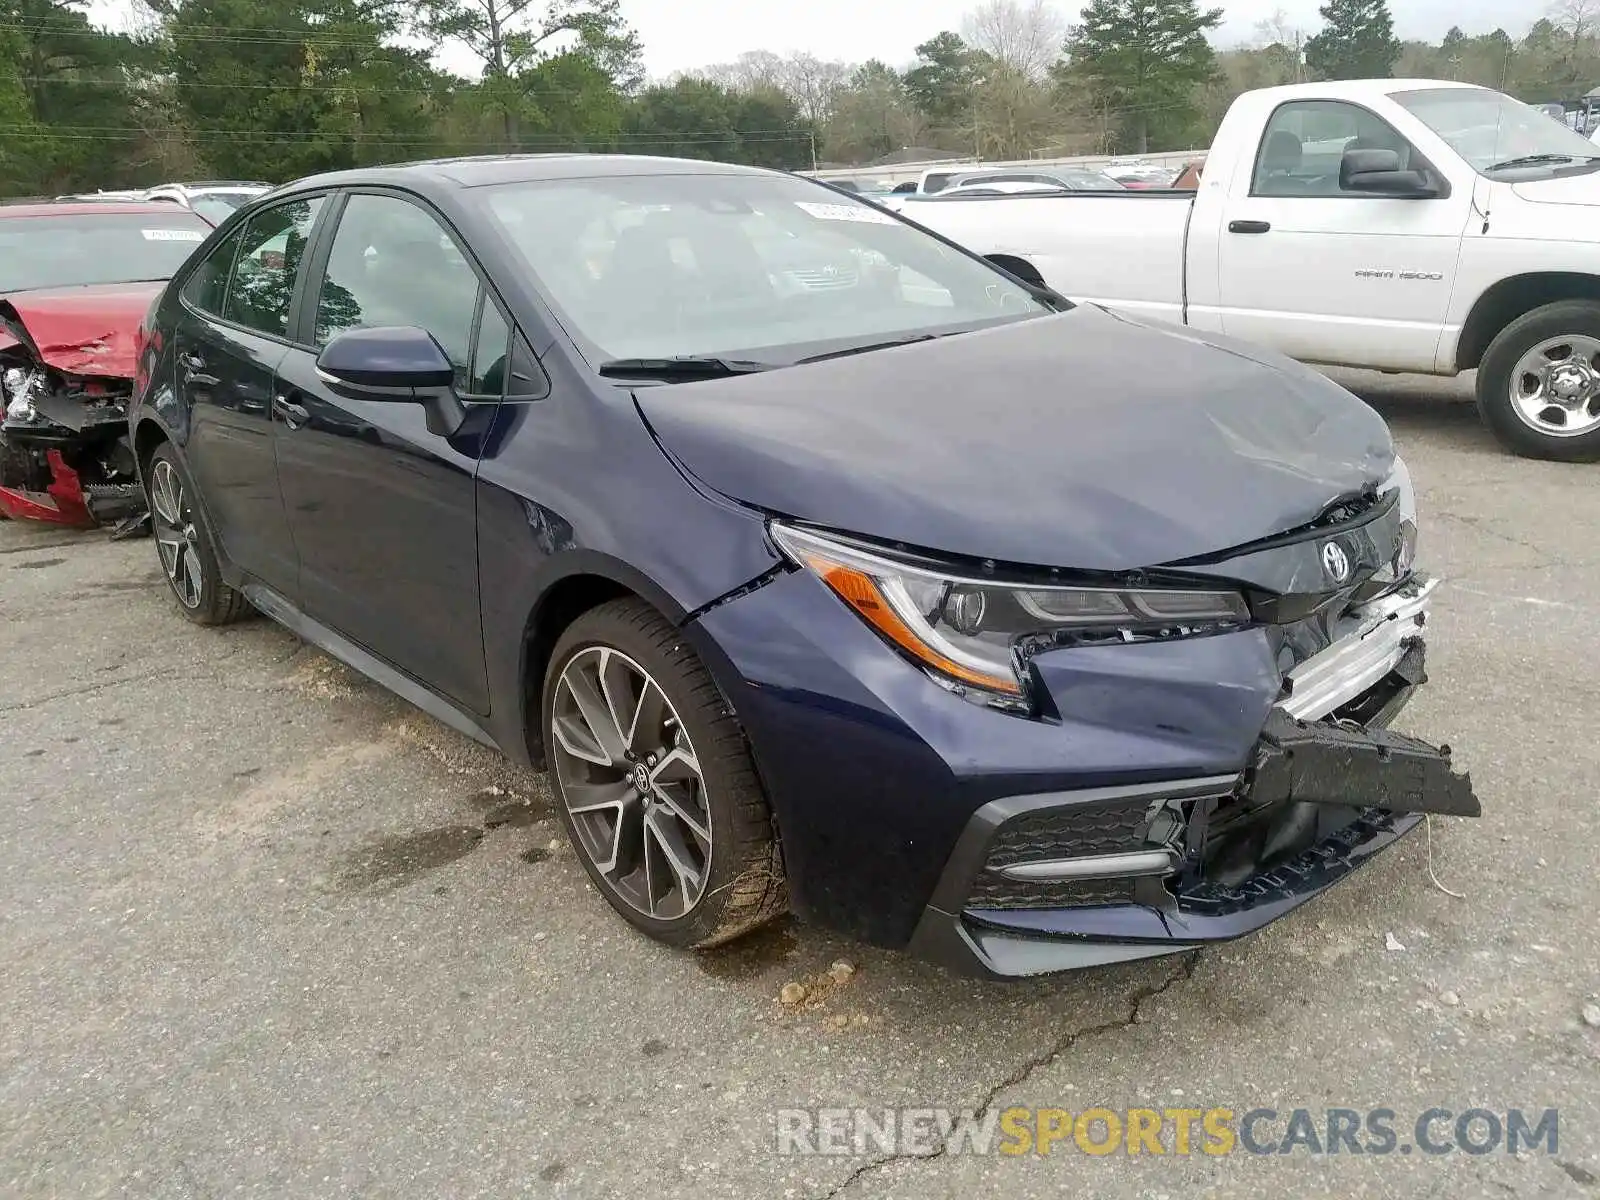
[129, 155, 1479, 978]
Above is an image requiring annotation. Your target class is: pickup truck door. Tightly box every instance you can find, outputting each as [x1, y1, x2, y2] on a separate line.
[1208, 98, 1473, 373]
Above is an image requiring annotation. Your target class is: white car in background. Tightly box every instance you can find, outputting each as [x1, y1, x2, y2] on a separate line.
[142, 181, 272, 225]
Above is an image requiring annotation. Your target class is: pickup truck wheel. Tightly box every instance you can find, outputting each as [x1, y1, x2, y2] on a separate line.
[1477, 301, 1600, 461]
[542, 598, 788, 950]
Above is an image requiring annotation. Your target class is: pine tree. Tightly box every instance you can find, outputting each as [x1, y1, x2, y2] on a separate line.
[1304, 0, 1401, 81]
[1065, 0, 1224, 153]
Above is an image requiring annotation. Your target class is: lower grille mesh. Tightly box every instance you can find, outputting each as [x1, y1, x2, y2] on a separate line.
[966, 800, 1152, 909]
[967, 875, 1137, 910]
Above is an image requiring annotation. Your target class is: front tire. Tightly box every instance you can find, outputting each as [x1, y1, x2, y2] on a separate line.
[145, 443, 251, 625]
[542, 598, 787, 949]
[1477, 300, 1600, 461]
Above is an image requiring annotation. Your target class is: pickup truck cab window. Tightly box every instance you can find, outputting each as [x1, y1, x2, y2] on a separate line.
[1252, 101, 1421, 197]
[1392, 86, 1600, 179]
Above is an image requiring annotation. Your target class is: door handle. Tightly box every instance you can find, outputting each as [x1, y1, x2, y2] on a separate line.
[272, 392, 311, 430]
[180, 352, 219, 386]
[1228, 219, 1272, 234]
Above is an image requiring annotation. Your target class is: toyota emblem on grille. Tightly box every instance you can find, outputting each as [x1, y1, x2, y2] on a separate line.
[1321, 540, 1352, 584]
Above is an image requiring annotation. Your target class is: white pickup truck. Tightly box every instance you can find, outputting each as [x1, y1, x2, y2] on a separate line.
[883, 79, 1600, 461]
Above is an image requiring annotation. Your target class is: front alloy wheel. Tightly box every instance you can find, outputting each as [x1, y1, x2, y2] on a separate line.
[542, 598, 788, 949]
[550, 646, 712, 920]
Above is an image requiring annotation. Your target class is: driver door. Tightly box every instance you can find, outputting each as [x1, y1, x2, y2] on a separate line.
[270, 191, 504, 713]
[1215, 99, 1474, 373]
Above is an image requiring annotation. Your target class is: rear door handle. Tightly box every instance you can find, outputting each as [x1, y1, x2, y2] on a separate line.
[180, 352, 219, 386]
[1228, 220, 1272, 234]
[272, 392, 311, 430]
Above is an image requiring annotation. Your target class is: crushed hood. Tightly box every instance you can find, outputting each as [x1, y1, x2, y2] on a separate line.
[0, 281, 164, 378]
[637, 306, 1395, 571]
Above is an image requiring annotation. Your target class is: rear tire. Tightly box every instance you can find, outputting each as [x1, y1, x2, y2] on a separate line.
[145, 443, 251, 625]
[1476, 300, 1600, 462]
[542, 597, 787, 949]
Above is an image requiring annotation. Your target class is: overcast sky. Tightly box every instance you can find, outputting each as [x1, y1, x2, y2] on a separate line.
[622, 0, 1543, 78]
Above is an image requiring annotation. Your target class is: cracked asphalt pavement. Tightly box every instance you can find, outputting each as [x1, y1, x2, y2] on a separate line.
[2, 371, 1598, 1198]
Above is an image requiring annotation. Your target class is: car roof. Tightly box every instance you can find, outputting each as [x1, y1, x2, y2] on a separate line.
[0, 201, 209, 219]
[279, 153, 783, 197]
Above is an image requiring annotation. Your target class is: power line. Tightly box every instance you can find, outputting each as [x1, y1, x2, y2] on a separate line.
[13, 75, 628, 100]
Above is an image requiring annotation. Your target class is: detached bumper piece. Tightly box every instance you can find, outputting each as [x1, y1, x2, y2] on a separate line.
[1252, 710, 1480, 819]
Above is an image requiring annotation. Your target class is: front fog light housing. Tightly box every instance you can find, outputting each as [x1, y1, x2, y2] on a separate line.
[770, 522, 1250, 709]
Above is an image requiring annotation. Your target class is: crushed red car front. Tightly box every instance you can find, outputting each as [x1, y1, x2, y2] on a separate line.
[0, 282, 162, 529]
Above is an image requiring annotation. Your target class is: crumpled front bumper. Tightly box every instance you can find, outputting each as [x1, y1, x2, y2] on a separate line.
[904, 577, 1481, 979]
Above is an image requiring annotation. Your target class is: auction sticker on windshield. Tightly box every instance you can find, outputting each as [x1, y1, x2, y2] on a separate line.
[141, 229, 206, 241]
[795, 201, 898, 224]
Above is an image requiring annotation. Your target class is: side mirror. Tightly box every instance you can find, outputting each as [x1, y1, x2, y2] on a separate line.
[315, 325, 465, 437]
[1340, 148, 1441, 198]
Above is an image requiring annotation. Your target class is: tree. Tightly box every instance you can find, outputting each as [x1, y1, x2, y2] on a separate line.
[166, 0, 439, 182]
[692, 51, 849, 126]
[1304, 0, 1400, 81]
[622, 77, 812, 169]
[972, 63, 1058, 158]
[418, 0, 641, 144]
[962, 0, 1068, 83]
[1065, 0, 1223, 153]
[823, 60, 924, 163]
[903, 32, 983, 133]
[0, 0, 147, 193]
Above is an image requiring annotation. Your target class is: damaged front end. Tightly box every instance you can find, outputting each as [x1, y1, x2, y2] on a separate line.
[0, 307, 146, 533]
[908, 492, 1483, 978]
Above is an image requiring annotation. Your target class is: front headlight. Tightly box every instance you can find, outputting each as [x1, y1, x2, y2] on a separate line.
[1381, 455, 1418, 576]
[770, 523, 1250, 711]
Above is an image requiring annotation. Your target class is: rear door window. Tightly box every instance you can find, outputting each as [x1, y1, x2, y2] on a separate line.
[219, 197, 324, 338]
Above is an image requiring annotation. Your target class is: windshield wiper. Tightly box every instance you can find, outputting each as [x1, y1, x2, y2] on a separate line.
[796, 334, 941, 363]
[1486, 153, 1599, 170]
[596, 356, 775, 380]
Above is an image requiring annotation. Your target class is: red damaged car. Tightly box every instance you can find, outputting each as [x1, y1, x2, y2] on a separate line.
[0, 201, 214, 528]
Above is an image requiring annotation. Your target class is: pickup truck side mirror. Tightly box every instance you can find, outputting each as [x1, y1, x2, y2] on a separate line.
[1340, 148, 1444, 198]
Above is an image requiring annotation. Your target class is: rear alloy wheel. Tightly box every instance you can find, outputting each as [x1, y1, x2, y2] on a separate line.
[1477, 300, 1600, 461]
[146, 443, 250, 625]
[543, 598, 786, 948]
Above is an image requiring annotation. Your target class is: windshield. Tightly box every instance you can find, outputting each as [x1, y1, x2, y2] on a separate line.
[476, 172, 1046, 366]
[0, 212, 211, 292]
[1392, 86, 1600, 177]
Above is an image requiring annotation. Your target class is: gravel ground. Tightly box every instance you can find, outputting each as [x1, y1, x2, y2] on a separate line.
[1, 370, 1596, 1199]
